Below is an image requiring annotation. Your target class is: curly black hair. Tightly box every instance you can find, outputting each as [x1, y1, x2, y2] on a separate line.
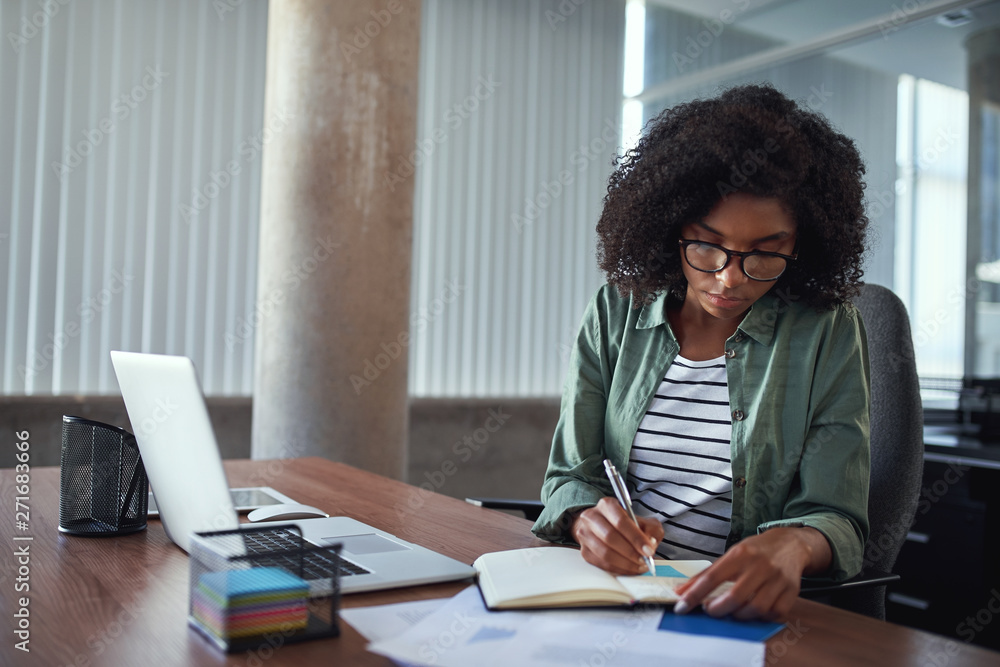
[597, 83, 867, 310]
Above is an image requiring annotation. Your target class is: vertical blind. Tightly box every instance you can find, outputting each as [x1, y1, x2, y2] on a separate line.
[409, 0, 626, 396]
[2, 0, 625, 397]
[0, 0, 268, 395]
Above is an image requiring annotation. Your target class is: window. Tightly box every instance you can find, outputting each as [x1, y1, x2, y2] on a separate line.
[621, 0, 1000, 406]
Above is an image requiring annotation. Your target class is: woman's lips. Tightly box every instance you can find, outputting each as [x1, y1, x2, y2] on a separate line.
[705, 292, 744, 308]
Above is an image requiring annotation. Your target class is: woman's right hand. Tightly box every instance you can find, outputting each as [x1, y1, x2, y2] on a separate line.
[569, 497, 664, 575]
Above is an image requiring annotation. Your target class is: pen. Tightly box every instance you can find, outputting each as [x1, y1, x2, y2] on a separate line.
[603, 459, 657, 577]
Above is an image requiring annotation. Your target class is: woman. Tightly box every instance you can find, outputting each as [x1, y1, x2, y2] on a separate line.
[531, 84, 871, 622]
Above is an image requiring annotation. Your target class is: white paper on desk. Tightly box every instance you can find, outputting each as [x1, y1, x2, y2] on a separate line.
[366, 585, 765, 667]
[341, 597, 449, 643]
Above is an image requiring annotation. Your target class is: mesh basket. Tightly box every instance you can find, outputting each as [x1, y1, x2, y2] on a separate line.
[188, 525, 341, 653]
[59, 415, 148, 536]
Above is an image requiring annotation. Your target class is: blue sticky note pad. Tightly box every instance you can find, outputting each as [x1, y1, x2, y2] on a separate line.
[640, 565, 686, 578]
[658, 610, 784, 642]
[199, 567, 308, 604]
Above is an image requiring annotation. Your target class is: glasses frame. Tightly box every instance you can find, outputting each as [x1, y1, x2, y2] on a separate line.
[678, 239, 798, 282]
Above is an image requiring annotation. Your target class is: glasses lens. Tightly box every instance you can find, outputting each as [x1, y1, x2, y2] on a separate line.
[744, 254, 787, 280]
[684, 243, 727, 272]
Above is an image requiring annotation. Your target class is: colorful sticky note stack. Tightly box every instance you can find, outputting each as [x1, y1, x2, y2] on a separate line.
[192, 567, 309, 641]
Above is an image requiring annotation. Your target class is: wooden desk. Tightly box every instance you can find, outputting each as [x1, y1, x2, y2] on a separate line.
[2, 458, 997, 666]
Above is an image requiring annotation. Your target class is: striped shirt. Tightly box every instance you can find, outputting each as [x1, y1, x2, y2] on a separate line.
[627, 355, 733, 560]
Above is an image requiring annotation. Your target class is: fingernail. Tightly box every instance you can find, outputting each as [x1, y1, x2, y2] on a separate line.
[674, 600, 690, 615]
[642, 543, 655, 557]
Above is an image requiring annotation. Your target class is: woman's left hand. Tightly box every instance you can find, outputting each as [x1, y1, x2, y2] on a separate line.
[673, 526, 832, 622]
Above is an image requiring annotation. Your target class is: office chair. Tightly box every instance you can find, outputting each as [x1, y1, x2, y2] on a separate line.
[796, 282, 924, 619]
[468, 283, 924, 620]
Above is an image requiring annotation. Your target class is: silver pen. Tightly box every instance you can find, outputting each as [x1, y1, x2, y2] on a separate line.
[603, 459, 657, 577]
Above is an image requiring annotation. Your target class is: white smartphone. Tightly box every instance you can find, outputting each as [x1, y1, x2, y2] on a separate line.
[147, 486, 299, 517]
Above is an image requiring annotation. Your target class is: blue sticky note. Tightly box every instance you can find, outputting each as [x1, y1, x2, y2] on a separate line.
[198, 567, 308, 604]
[640, 565, 686, 578]
[658, 610, 784, 642]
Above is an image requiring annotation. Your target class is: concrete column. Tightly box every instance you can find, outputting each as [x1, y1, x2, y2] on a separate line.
[252, 0, 421, 479]
[964, 28, 1000, 377]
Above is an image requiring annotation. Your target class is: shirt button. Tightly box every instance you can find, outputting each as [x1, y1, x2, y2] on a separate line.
[734, 477, 747, 488]
[725, 349, 736, 359]
[732, 409, 745, 421]
[734, 332, 745, 342]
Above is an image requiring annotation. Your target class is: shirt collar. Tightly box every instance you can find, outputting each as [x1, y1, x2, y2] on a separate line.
[738, 293, 780, 346]
[636, 291, 781, 346]
[636, 293, 671, 330]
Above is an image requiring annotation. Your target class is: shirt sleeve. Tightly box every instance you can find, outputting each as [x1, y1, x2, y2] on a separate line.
[531, 288, 616, 543]
[757, 304, 872, 581]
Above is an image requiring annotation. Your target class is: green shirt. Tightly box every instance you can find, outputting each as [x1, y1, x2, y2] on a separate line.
[532, 285, 871, 581]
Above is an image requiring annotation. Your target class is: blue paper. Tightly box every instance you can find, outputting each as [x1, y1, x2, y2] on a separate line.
[467, 626, 517, 643]
[658, 610, 784, 642]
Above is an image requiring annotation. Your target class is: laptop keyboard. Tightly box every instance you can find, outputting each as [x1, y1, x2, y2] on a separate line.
[242, 528, 371, 579]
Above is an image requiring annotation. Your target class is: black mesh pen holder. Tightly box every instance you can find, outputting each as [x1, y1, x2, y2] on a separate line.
[59, 415, 148, 536]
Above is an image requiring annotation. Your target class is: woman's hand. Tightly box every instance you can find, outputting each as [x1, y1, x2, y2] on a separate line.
[673, 526, 832, 622]
[570, 497, 665, 575]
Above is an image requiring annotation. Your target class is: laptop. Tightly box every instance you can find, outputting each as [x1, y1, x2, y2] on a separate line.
[109, 350, 475, 593]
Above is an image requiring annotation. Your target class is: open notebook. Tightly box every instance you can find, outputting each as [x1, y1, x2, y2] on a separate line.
[473, 546, 732, 610]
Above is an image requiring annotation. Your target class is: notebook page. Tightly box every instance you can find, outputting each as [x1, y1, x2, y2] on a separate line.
[617, 560, 709, 602]
[475, 547, 630, 604]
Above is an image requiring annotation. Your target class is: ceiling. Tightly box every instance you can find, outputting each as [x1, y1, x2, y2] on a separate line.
[648, 0, 1000, 90]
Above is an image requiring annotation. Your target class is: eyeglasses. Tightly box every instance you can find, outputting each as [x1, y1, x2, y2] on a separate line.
[678, 239, 797, 282]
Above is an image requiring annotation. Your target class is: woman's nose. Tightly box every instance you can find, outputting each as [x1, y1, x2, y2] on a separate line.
[716, 259, 748, 288]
